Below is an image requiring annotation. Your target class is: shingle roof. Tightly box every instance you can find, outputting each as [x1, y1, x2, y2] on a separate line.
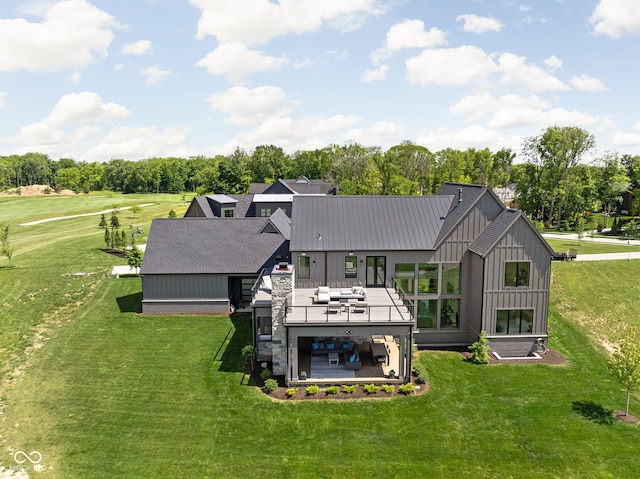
[468, 209, 521, 257]
[290, 195, 453, 251]
[264, 208, 291, 239]
[141, 217, 288, 274]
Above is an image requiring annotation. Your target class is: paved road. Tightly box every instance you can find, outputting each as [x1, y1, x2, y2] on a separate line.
[542, 233, 640, 261]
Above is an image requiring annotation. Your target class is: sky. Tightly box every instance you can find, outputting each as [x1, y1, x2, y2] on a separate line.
[0, 0, 639, 164]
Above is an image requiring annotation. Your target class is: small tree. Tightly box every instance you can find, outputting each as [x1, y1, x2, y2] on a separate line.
[99, 213, 107, 228]
[126, 245, 144, 273]
[468, 330, 490, 364]
[1, 225, 14, 268]
[110, 211, 120, 229]
[130, 205, 141, 218]
[168, 209, 177, 218]
[608, 329, 640, 418]
[574, 216, 585, 244]
[104, 228, 111, 248]
[241, 345, 257, 371]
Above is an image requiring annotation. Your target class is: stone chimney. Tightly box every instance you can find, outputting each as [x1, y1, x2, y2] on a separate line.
[270, 262, 294, 376]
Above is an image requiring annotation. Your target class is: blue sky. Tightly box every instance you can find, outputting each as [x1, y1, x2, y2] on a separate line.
[0, 0, 639, 163]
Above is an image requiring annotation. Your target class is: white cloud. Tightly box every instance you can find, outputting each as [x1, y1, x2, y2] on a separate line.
[206, 86, 298, 125]
[488, 107, 599, 129]
[544, 55, 563, 71]
[370, 19, 447, 64]
[68, 71, 82, 84]
[498, 52, 569, 92]
[196, 43, 287, 83]
[86, 126, 192, 161]
[613, 130, 640, 147]
[140, 66, 171, 85]
[406, 45, 497, 86]
[569, 74, 608, 92]
[120, 40, 153, 56]
[0, 0, 120, 72]
[190, 0, 385, 45]
[44, 91, 130, 125]
[456, 14, 504, 34]
[450, 93, 550, 121]
[345, 121, 405, 146]
[221, 114, 361, 152]
[418, 125, 521, 152]
[361, 64, 389, 82]
[13, 122, 66, 146]
[590, 0, 640, 38]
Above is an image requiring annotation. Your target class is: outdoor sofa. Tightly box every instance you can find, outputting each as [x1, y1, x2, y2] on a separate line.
[311, 339, 361, 370]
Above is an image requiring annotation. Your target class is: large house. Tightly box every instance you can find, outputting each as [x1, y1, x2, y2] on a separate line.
[141, 182, 553, 386]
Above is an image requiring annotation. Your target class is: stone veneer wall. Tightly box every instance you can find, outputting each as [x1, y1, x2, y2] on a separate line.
[270, 264, 294, 376]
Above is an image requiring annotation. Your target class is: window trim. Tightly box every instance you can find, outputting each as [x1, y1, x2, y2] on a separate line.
[504, 261, 531, 288]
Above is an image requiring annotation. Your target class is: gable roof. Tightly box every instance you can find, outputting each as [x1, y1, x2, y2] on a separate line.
[433, 182, 505, 247]
[468, 209, 555, 258]
[141, 217, 288, 274]
[290, 195, 453, 251]
[259, 208, 291, 239]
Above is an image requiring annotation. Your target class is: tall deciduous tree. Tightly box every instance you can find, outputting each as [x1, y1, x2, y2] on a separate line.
[522, 126, 595, 227]
[595, 152, 630, 228]
[608, 329, 640, 418]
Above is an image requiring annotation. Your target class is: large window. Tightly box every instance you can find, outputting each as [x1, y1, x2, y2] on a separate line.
[442, 263, 460, 294]
[440, 298, 460, 328]
[496, 309, 533, 334]
[345, 256, 357, 278]
[298, 256, 310, 278]
[418, 263, 438, 294]
[395, 263, 415, 294]
[417, 299, 437, 329]
[504, 261, 530, 287]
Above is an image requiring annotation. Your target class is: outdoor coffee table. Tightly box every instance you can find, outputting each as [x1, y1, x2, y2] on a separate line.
[328, 352, 339, 366]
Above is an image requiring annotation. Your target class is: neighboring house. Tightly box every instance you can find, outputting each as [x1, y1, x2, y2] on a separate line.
[493, 183, 517, 208]
[141, 182, 553, 386]
[184, 177, 336, 219]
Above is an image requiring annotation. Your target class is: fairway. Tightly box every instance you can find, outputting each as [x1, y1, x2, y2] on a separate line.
[2, 194, 640, 478]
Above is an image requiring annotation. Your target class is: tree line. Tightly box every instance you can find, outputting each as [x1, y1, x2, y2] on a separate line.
[1, 126, 639, 227]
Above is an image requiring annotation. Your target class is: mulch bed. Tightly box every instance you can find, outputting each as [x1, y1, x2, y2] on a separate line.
[101, 248, 127, 258]
[615, 411, 639, 424]
[248, 348, 567, 401]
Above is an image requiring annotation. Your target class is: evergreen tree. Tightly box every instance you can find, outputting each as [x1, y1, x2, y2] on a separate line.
[104, 228, 110, 248]
[110, 211, 120, 229]
[99, 213, 107, 228]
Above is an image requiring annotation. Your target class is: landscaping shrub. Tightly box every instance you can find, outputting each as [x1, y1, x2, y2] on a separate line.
[382, 384, 395, 394]
[342, 384, 358, 394]
[399, 383, 415, 395]
[364, 383, 380, 394]
[285, 388, 297, 398]
[264, 378, 278, 393]
[415, 375, 427, 385]
[305, 385, 319, 396]
[325, 386, 340, 395]
[468, 330, 490, 364]
[260, 368, 272, 381]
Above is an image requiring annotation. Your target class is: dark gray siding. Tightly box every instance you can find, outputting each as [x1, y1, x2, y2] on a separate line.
[142, 274, 228, 299]
[480, 217, 551, 355]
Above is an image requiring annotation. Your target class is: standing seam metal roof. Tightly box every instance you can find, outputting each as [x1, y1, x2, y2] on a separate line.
[290, 195, 453, 251]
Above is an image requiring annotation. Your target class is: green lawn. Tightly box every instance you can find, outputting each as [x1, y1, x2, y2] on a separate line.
[545, 238, 640, 254]
[1, 195, 640, 478]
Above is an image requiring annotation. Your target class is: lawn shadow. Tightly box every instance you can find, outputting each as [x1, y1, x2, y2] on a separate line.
[571, 400, 616, 425]
[116, 292, 142, 313]
[215, 312, 253, 374]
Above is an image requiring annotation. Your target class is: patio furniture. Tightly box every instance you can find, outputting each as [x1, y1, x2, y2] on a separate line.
[314, 286, 331, 304]
[328, 352, 339, 366]
[370, 342, 388, 365]
[326, 302, 341, 314]
[351, 301, 367, 313]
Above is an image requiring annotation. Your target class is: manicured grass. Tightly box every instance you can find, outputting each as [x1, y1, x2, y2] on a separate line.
[545, 238, 640, 254]
[2, 195, 640, 477]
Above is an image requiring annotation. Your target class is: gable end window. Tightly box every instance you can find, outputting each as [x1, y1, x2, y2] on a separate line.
[298, 256, 310, 279]
[504, 261, 530, 287]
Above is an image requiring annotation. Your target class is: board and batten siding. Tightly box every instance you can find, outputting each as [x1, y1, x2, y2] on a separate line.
[142, 274, 228, 299]
[481, 217, 551, 337]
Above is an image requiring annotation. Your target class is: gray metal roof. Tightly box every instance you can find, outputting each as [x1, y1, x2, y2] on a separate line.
[433, 183, 498, 247]
[141, 217, 288, 274]
[290, 195, 453, 251]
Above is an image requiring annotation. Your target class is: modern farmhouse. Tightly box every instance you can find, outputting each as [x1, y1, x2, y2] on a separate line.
[141, 182, 553, 386]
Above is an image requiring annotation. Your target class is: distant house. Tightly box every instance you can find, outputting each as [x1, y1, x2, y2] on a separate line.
[141, 182, 553, 386]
